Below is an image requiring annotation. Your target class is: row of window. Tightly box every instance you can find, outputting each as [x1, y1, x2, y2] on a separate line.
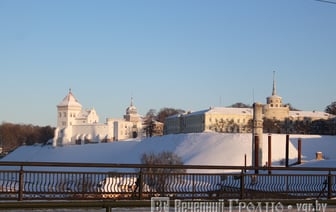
[208, 126, 244, 133]
[59, 112, 78, 118]
[208, 118, 247, 124]
[269, 99, 281, 103]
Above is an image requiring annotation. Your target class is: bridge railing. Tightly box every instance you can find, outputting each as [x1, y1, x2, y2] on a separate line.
[0, 161, 334, 201]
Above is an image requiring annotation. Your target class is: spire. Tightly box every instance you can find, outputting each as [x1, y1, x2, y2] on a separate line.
[130, 97, 134, 106]
[272, 71, 277, 96]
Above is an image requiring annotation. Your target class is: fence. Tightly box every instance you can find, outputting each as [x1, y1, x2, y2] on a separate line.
[0, 161, 335, 202]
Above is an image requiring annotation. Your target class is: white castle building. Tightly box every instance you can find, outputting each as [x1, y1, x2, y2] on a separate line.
[53, 90, 143, 146]
[164, 74, 334, 135]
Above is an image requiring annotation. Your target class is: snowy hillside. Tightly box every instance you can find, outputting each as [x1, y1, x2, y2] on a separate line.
[2, 133, 334, 169]
[2, 133, 316, 166]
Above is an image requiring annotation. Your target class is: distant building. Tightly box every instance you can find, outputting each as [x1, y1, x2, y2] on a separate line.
[164, 73, 335, 135]
[164, 108, 253, 134]
[53, 90, 143, 146]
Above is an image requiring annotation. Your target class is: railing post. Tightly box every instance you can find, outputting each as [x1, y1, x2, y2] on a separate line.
[254, 135, 259, 174]
[192, 173, 195, 200]
[138, 169, 143, 200]
[268, 134, 272, 174]
[328, 170, 332, 199]
[105, 206, 112, 212]
[82, 173, 86, 198]
[240, 169, 245, 199]
[285, 134, 289, 167]
[18, 165, 24, 201]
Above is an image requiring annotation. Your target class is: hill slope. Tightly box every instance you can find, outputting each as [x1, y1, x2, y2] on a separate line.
[1, 133, 306, 166]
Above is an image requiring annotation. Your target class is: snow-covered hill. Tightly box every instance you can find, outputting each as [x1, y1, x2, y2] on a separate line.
[2, 133, 335, 168]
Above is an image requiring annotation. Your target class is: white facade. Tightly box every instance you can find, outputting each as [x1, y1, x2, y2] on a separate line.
[164, 107, 253, 134]
[53, 90, 143, 146]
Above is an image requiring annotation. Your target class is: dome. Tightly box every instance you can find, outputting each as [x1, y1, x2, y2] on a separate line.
[126, 98, 138, 115]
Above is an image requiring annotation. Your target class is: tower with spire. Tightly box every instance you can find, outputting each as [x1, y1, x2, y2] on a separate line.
[124, 97, 141, 123]
[264, 71, 289, 121]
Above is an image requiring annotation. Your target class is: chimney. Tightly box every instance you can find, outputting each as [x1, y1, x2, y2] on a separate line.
[316, 152, 323, 160]
[285, 134, 289, 167]
[268, 134, 272, 174]
[297, 138, 302, 164]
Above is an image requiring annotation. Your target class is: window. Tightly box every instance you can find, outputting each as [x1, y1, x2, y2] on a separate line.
[59, 112, 62, 117]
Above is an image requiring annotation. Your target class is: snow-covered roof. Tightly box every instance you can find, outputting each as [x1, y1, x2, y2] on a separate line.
[169, 107, 333, 120]
[289, 110, 334, 119]
[76, 110, 90, 119]
[58, 90, 82, 108]
[186, 107, 253, 116]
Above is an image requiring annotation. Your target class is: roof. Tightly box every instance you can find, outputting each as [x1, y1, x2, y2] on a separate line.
[206, 107, 253, 115]
[58, 90, 82, 108]
[183, 107, 253, 117]
[167, 107, 334, 120]
[289, 110, 334, 119]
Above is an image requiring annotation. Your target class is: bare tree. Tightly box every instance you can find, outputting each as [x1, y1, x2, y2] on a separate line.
[229, 102, 252, 108]
[140, 151, 185, 194]
[156, 108, 185, 123]
[325, 101, 336, 115]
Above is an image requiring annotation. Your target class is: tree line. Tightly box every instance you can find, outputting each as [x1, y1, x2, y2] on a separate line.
[0, 123, 54, 153]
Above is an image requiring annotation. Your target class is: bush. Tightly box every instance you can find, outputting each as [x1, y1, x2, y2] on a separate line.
[140, 151, 185, 194]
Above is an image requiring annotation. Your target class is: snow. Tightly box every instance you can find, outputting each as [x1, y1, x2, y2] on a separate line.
[2, 132, 335, 170]
[289, 110, 334, 119]
[58, 91, 82, 107]
[0, 132, 335, 174]
[183, 107, 253, 117]
[0, 133, 335, 212]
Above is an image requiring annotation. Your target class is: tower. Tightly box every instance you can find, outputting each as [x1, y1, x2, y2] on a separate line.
[124, 97, 140, 123]
[266, 71, 282, 107]
[264, 71, 289, 121]
[57, 89, 82, 128]
[252, 102, 264, 169]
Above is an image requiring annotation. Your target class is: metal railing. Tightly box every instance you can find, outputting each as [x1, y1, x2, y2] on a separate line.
[0, 162, 335, 201]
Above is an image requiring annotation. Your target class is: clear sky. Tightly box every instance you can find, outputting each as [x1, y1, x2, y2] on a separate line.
[1, 0, 335, 127]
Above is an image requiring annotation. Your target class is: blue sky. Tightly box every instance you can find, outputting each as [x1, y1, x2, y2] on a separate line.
[1, 0, 335, 126]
